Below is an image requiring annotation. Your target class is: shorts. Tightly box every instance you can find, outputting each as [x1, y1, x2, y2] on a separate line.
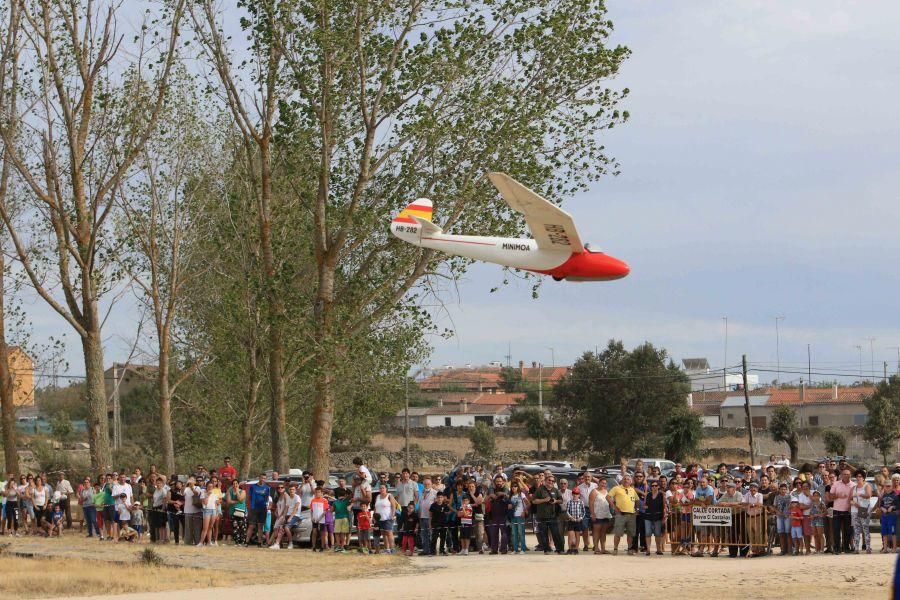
[791, 526, 803, 539]
[312, 522, 326, 531]
[581, 515, 591, 530]
[248, 507, 267, 525]
[273, 516, 287, 529]
[202, 508, 216, 518]
[680, 513, 691, 522]
[359, 529, 371, 543]
[614, 513, 636, 537]
[644, 519, 662, 538]
[776, 516, 791, 534]
[460, 525, 473, 537]
[812, 518, 825, 529]
[103, 505, 116, 522]
[287, 516, 300, 529]
[379, 519, 395, 532]
[881, 513, 897, 536]
[324, 521, 334, 534]
[801, 516, 812, 536]
[593, 518, 611, 526]
[334, 518, 350, 534]
[21, 501, 34, 519]
[567, 520, 585, 532]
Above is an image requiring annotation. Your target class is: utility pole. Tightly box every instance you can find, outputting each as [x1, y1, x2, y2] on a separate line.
[888, 347, 900, 376]
[854, 345, 863, 380]
[864, 337, 876, 380]
[548, 347, 555, 369]
[773, 316, 785, 384]
[538, 362, 543, 411]
[722, 317, 728, 391]
[742, 355, 755, 466]
[884, 361, 889, 382]
[807, 344, 812, 386]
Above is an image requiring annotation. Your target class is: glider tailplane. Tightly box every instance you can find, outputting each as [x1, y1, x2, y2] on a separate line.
[390, 198, 441, 244]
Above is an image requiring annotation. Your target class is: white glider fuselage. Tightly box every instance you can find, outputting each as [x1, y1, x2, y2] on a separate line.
[392, 222, 570, 271]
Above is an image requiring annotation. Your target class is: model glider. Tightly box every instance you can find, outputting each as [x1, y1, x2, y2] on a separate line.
[390, 172, 629, 282]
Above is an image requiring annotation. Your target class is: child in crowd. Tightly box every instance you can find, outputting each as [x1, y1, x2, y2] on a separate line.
[50, 503, 64, 538]
[457, 495, 473, 556]
[430, 491, 450, 556]
[332, 489, 351, 552]
[118, 522, 139, 542]
[309, 486, 329, 552]
[789, 500, 804, 556]
[131, 501, 145, 542]
[399, 502, 419, 556]
[356, 506, 372, 554]
[810, 491, 826, 553]
[772, 483, 792, 556]
[115, 493, 132, 543]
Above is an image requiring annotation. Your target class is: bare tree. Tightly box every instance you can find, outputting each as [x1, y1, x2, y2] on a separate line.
[0, 0, 185, 469]
[189, 0, 290, 472]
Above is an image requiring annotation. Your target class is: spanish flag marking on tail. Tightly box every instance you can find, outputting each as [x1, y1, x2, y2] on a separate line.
[393, 198, 433, 224]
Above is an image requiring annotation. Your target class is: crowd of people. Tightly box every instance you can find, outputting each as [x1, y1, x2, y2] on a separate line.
[2, 455, 898, 559]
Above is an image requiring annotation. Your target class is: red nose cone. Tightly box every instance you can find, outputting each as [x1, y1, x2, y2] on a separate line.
[613, 257, 630, 278]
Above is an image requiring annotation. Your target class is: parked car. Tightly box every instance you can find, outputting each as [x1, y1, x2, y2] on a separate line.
[627, 458, 676, 474]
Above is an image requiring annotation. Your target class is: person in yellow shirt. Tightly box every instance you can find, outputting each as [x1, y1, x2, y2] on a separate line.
[609, 475, 639, 555]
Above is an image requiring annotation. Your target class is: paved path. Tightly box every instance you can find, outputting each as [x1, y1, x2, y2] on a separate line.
[76, 549, 897, 600]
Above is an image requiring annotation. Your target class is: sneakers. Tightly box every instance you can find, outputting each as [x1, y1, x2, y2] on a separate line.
[269, 543, 280, 549]
[287, 543, 294, 549]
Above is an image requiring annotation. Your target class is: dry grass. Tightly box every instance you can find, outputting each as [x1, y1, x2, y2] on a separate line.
[0, 555, 227, 598]
[0, 537, 404, 599]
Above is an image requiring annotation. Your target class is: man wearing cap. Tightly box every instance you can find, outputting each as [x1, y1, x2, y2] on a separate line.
[717, 480, 746, 558]
[744, 481, 765, 556]
[530, 473, 564, 554]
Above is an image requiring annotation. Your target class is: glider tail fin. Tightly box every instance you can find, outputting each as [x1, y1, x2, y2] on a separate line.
[393, 198, 433, 224]
[390, 198, 441, 243]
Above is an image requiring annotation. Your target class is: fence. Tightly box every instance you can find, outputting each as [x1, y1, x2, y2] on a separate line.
[665, 505, 769, 555]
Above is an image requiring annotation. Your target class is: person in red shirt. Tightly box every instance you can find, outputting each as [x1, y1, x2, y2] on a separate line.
[309, 487, 330, 552]
[219, 457, 238, 482]
[357, 507, 372, 554]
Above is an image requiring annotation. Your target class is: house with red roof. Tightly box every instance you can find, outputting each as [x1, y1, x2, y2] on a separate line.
[717, 384, 874, 429]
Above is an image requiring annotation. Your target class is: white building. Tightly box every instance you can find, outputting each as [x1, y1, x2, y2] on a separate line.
[392, 404, 511, 428]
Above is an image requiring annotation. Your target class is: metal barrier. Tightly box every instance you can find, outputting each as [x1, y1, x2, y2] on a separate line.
[664, 504, 769, 556]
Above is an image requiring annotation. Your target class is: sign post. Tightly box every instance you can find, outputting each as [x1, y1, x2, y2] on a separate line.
[692, 506, 732, 527]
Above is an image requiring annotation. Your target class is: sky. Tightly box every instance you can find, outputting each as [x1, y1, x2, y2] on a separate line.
[18, 1, 900, 388]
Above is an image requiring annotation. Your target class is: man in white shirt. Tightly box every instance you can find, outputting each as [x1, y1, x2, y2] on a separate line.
[418, 477, 437, 555]
[56, 472, 75, 529]
[576, 472, 598, 551]
[743, 481, 765, 556]
[182, 477, 202, 546]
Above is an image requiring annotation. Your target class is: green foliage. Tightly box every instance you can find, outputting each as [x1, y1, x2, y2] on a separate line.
[552, 341, 690, 461]
[469, 422, 496, 459]
[768, 405, 800, 464]
[49, 410, 73, 443]
[31, 439, 87, 477]
[499, 368, 522, 393]
[821, 428, 847, 457]
[509, 407, 547, 448]
[36, 383, 90, 421]
[863, 377, 900, 465]
[663, 406, 704, 461]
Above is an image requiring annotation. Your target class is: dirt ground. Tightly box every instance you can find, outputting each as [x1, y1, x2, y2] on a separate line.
[4, 534, 896, 599]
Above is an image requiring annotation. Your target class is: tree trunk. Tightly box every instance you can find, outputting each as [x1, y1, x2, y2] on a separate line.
[307, 266, 335, 479]
[239, 347, 260, 480]
[157, 344, 175, 474]
[81, 328, 110, 471]
[0, 257, 18, 474]
[257, 137, 289, 474]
